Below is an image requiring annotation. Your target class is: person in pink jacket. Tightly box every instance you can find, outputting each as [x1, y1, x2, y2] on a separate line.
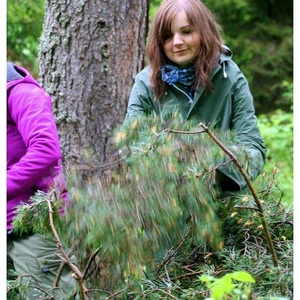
[7, 62, 77, 299]
[7, 62, 69, 229]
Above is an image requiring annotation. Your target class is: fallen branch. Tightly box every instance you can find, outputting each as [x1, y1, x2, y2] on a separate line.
[199, 123, 279, 267]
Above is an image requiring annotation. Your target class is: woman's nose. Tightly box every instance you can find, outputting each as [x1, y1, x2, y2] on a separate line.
[173, 33, 183, 46]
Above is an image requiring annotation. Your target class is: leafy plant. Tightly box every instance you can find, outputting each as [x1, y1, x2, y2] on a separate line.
[200, 271, 255, 299]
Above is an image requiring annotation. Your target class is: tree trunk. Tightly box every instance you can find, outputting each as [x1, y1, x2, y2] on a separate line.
[38, 0, 149, 180]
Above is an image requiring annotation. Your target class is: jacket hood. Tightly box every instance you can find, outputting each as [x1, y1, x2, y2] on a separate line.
[7, 62, 41, 91]
[216, 46, 233, 79]
[220, 45, 233, 64]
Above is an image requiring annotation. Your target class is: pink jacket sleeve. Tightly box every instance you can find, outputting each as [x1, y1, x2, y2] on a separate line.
[7, 83, 63, 200]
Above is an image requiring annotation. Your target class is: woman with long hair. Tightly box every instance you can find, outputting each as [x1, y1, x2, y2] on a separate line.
[124, 0, 266, 192]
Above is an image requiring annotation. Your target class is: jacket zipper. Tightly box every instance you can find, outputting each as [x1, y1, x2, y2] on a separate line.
[172, 60, 228, 103]
[172, 84, 193, 103]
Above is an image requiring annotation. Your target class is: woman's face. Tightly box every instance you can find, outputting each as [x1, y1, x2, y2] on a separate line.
[163, 11, 200, 67]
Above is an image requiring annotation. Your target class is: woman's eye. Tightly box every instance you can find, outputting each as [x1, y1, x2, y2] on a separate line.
[182, 29, 192, 34]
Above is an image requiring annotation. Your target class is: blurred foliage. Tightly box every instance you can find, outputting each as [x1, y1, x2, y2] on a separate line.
[7, 0, 44, 77]
[10, 115, 293, 299]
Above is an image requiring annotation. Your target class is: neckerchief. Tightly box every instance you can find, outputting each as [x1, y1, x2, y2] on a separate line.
[161, 63, 196, 100]
[161, 63, 195, 86]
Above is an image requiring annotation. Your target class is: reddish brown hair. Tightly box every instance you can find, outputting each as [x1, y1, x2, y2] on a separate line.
[147, 0, 223, 100]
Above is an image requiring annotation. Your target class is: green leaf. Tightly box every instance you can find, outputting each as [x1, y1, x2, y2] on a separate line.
[229, 271, 256, 283]
[199, 275, 215, 283]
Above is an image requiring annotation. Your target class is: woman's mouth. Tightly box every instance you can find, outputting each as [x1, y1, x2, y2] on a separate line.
[174, 49, 187, 53]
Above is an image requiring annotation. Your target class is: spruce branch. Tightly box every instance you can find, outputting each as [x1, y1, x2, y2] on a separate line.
[28, 285, 56, 299]
[199, 122, 279, 267]
[144, 287, 180, 300]
[7, 274, 54, 298]
[147, 127, 206, 154]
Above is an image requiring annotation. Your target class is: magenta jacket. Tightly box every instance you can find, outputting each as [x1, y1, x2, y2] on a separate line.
[7, 63, 69, 230]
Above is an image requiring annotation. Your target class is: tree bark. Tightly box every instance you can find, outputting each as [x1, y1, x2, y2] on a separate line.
[38, 0, 149, 179]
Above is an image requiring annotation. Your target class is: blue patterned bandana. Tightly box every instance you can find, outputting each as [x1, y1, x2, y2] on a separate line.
[161, 63, 196, 100]
[161, 63, 195, 86]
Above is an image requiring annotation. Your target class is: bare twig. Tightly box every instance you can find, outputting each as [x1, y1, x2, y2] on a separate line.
[54, 246, 74, 287]
[105, 288, 127, 299]
[234, 205, 260, 212]
[155, 222, 193, 277]
[46, 191, 91, 299]
[82, 246, 101, 281]
[199, 123, 279, 267]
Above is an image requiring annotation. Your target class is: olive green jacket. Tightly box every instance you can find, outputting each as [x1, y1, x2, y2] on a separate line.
[124, 47, 266, 192]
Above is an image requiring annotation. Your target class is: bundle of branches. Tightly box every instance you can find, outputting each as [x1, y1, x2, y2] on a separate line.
[11, 114, 293, 299]
[63, 115, 240, 288]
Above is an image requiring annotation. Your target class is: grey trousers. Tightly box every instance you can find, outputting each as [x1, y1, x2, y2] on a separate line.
[7, 233, 78, 299]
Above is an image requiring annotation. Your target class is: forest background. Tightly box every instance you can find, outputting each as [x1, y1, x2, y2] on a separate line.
[6, 0, 295, 299]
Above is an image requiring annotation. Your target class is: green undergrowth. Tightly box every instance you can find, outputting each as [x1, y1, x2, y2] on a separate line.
[258, 109, 293, 208]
